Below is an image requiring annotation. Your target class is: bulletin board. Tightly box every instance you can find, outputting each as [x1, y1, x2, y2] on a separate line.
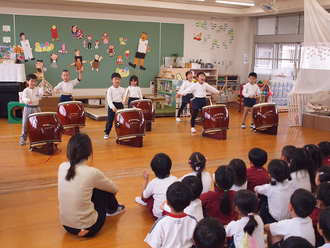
[0, 14, 15, 59]
[0, 14, 184, 88]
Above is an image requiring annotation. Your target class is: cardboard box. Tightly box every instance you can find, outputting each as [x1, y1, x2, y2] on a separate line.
[88, 99, 100, 105]
[302, 113, 314, 128]
[313, 115, 330, 132]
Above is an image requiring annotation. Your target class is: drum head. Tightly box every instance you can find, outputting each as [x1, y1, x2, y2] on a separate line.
[28, 112, 58, 118]
[131, 99, 152, 104]
[253, 102, 276, 108]
[58, 101, 82, 106]
[116, 108, 142, 114]
[202, 104, 226, 110]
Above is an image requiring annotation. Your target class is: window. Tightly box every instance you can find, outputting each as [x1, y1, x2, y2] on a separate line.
[256, 18, 276, 35]
[278, 16, 299, 34]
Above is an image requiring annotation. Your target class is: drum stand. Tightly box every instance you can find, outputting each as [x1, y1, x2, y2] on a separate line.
[30, 142, 59, 155]
[254, 125, 278, 135]
[63, 126, 81, 136]
[202, 129, 227, 140]
[146, 122, 153, 131]
[116, 136, 143, 147]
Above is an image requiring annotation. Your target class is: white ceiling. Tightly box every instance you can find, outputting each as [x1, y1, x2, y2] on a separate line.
[1, 0, 330, 18]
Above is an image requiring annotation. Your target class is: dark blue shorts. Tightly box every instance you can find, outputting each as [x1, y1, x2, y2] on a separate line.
[192, 97, 207, 110]
[182, 93, 194, 104]
[243, 97, 256, 107]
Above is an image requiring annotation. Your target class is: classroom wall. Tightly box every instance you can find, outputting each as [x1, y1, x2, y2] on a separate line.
[0, 4, 250, 95]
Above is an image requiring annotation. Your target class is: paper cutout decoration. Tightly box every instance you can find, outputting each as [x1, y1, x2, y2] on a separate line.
[68, 49, 88, 71]
[116, 67, 130, 77]
[35, 42, 54, 52]
[3, 37, 11, 44]
[35, 60, 44, 79]
[95, 40, 99, 49]
[102, 33, 109, 44]
[2, 25, 10, 32]
[71, 25, 78, 38]
[193, 32, 202, 41]
[107, 45, 115, 57]
[14, 46, 24, 63]
[211, 39, 220, 49]
[36, 67, 52, 97]
[58, 44, 67, 54]
[82, 40, 87, 48]
[77, 29, 84, 39]
[119, 37, 127, 45]
[90, 54, 103, 72]
[87, 35, 92, 49]
[20, 32, 35, 62]
[50, 25, 60, 42]
[125, 49, 130, 59]
[128, 32, 150, 71]
[50, 53, 58, 69]
[0, 45, 15, 59]
[116, 55, 124, 67]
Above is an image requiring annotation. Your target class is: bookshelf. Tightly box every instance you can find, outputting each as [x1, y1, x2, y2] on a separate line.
[217, 75, 239, 92]
[156, 78, 184, 107]
[190, 68, 218, 86]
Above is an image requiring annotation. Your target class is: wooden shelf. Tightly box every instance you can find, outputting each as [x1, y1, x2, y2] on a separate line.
[217, 74, 239, 92]
[190, 68, 218, 85]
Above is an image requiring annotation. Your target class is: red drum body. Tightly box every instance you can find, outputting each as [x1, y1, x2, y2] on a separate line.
[252, 102, 278, 135]
[115, 108, 145, 147]
[202, 105, 229, 140]
[130, 99, 155, 131]
[57, 101, 86, 129]
[27, 112, 62, 155]
[190, 97, 212, 124]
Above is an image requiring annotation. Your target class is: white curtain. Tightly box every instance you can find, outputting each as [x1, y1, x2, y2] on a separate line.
[292, 0, 330, 94]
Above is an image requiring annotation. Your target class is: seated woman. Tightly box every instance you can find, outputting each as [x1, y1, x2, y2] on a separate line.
[58, 133, 125, 237]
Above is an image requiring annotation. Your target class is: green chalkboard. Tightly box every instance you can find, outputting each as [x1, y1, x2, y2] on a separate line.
[160, 23, 184, 61]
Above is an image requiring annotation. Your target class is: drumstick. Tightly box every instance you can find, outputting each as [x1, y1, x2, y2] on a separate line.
[125, 90, 129, 102]
[169, 85, 178, 95]
[220, 81, 228, 92]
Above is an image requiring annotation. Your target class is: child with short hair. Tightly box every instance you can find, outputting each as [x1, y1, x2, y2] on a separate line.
[200, 165, 238, 225]
[290, 148, 315, 192]
[179, 152, 212, 194]
[19, 73, 45, 145]
[54, 69, 82, 102]
[255, 159, 292, 224]
[144, 181, 197, 248]
[229, 158, 247, 191]
[104, 72, 125, 139]
[193, 217, 226, 248]
[318, 141, 330, 166]
[281, 145, 296, 164]
[182, 176, 203, 221]
[316, 166, 330, 185]
[135, 153, 178, 219]
[177, 72, 222, 133]
[226, 190, 265, 248]
[246, 148, 269, 192]
[175, 71, 195, 122]
[281, 236, 315, 248]
[318, 206, 330, 248]
[124, 75, 143, 108]
[241, 72, 260, 129]
[264, 188, 316, 247]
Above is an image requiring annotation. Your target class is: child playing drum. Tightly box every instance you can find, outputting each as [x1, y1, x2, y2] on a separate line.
[241, 72, 260, 129]
[177, 72, 222, 133]
[54, 69, 83, 103]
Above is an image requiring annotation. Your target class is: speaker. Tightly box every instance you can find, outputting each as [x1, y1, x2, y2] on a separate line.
[7, 101, 25, 124]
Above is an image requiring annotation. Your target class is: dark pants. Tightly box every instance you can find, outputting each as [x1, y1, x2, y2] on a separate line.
[177, 93, 193, 118]
[63, 189, 119, 237]
[104, 102, 124, 134]
[191, 97, 207, 127]
[60, 95, 73, 103]
[128, 97, 139, 108]
[259, 195, 277, 224]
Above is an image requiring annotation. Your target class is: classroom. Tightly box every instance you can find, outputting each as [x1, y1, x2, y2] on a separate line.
[1, 0, 330, 247]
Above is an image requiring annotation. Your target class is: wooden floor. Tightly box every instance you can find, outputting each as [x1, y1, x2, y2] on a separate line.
[0, 107, 329, 248]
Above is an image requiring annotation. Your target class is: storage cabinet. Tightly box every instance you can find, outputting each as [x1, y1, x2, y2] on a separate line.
[156, 78, 184, 107]
[190, 68, 218, 86]
[217, 75, 239, 92]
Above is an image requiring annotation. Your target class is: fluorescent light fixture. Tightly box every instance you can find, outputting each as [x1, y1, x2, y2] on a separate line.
[216, 1, 255, 6]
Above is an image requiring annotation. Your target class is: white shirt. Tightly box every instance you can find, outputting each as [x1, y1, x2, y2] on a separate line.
[226, 215, 265, 248]
[22, 87, 44, 105]
[230, 181, 248, 192]
[144, 213, 197, 248]
[242, 83, 260, 98]
[143, 175, 178, 218]
[319, 244, 330, 248]
[138, 38, 148, 53]
[106, 86, 125, 110]
[290, 170, 311, 192]
[179, 171, 212, 194]
[54, 79, 80, 95]
[181, 82, 219, 97]
[125, 85, 143, 100]
[177, 80, 195, 94]
[270, 217, 315, 246]
[58, 161, 119, 229]
[164, 198, 203, 222]
[254, 180, 292, 221]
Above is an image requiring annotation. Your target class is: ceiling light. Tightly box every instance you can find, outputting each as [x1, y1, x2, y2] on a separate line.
[216, 1, 255, 7]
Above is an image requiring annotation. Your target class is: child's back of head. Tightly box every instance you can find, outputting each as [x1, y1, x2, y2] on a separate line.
[214, 166, 236, 216]
[248, 148, 268, 168]
[315, 182, 330, 207]
[317, 166, 330, 185]
[281, 236, 315, 248]
[193, 217, 226, 248]
[303, 144, 323, 171]
[319, 206, 330, 243]
[166, 181, 193, 213]
[182, 176, 203, 201]
[290, 148, 315, 184]
[281, 145, 296, 163]
[151, 153, 172, 179]
[318, 141, 330, 157]
[290, 188, 316, 218]
[189, 152, 206, 184]
[228, 158, 247, 187]
[268, 159, 291, 185]
[234, 190, 259, 236]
